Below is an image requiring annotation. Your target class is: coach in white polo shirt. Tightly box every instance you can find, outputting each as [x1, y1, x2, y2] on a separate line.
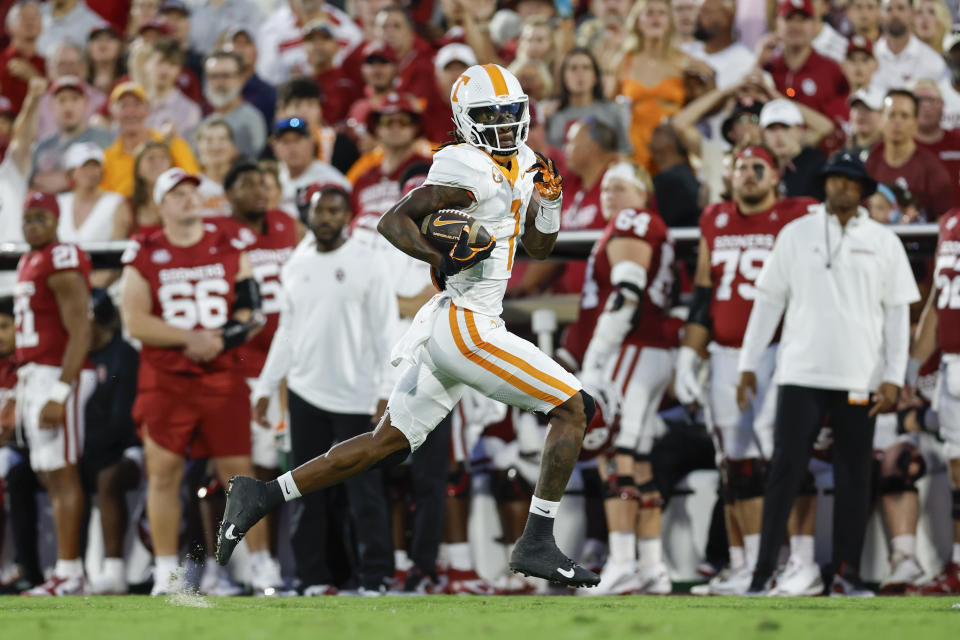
[736, 152, 920, 596]
[253, 183, 397, 594]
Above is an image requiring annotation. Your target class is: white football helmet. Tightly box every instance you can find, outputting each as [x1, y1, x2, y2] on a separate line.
[450, 63, 530, 155]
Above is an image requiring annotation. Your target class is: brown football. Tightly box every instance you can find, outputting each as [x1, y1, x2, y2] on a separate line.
[420, 210, 493, 251]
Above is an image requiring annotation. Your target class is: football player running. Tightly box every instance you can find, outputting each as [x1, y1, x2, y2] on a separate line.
[675, 146, 817, 595]
[217, 64, 600, 588]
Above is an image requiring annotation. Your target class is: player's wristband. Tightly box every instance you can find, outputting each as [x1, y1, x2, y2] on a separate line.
[534, 194, 562, 234]
[49, 381, 71, 404]
[905, 357, 921, 387]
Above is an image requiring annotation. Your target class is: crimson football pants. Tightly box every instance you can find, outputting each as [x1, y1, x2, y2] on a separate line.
[751, 385, 876, 588]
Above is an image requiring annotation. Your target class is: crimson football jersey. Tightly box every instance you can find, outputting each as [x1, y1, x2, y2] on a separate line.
[934, 209, 960, 355]
[122, 225, 244, 377]
[14, 242, 92, 367]
[212, 211, 298, 377]
[700, 197, 817, 348]
[562, 208, 676, 367]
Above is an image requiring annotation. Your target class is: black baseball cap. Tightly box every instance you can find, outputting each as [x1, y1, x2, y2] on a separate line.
[820, 151, 877, 196]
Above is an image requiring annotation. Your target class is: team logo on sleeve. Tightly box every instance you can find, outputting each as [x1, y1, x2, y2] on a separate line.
[151, 249, 171, 264]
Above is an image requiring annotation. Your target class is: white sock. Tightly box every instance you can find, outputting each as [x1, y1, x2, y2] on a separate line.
[790, 535, 815, 565]
[891, 534, 916, 558]
[103, 557, 124, 581]
[394, 549, 413, 571]
[743, 534, 760, 570]
[249, 550, 270, 566]
[277, 471, 301, 502]
[729, 546, 745, 570]
[952, 542, 960, 565]
[155, 555, 179, 583]
[55, 558, 83, 579]
[529, 495, 560, 518]
[447, 542, 473, 571]
[637, 537, 662, 568]
[608, 531, 636, 564]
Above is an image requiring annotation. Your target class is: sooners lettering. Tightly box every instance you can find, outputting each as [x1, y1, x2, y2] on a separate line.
[158, 264, 227, 285]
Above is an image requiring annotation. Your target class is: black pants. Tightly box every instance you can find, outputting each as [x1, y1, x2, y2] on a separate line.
[288, 390, 393, 589]
[3, 448, 42, 584]
[405, 414, 450, 572]
[753, 385, 876, 584]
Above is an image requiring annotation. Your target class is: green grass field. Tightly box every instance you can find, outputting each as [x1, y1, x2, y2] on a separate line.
[1, 595, 958, 640]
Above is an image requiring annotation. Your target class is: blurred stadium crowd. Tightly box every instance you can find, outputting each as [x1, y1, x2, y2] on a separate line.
[1, 0, 960, 599]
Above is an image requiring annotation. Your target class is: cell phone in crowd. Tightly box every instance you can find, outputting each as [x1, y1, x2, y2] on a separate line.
[555, 0, 573, 19]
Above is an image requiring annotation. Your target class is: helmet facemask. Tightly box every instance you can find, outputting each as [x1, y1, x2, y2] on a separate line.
[456, 98, 530, 156]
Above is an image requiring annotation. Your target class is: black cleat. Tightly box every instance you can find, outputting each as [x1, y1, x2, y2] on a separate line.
[216, 476, 270, 566]
[509, 536, 601, 588]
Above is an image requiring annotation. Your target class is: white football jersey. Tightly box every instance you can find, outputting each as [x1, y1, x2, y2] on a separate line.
[423, 142, 537, 316]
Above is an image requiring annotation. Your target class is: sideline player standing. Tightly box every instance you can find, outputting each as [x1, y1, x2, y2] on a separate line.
[906, 205, 960, 594]
[120, 168, 279, 595]
[14, 192, 95, 596]
[674, 146, 817, 595]
[217, 64, 601, 588]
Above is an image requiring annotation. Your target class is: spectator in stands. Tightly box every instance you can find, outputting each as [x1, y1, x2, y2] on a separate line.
[126, 0, 160, 41]
[101, 82, 198, 198]
[874, 0, 947, 92]
[910, 79, 960, 204]
[508, 58, 553, 103]
[351, 94, 430, 220]
[82, 292, 142, 595]
[57, 142, 130, 246]
[672, 0, 700, 46]
[347, 41, 402, 152]
[649, 122, 702, 227]
[848, 0, 881, 42]
[616, 0, 687, 170]
[843, 36, 879, 94]
[300, 20, 360, 126]
[912, 0, 951, 54]
[129, 140, 173, 235]
[31, 76, 113, 194]
[143, 41, 202, 140]
[547, 48, 630, 152]
[683, 0, 755, 90]
[939, 33, 960, 130]
[275, 77, 359, 175]
[760, 0, 849, 121]
[36, 0, 103, 57]
[256, 0, 362, 86]
[190, 0, 261, 57]
[253, 183, 397, 595]
[156, 0, 205, 78]
[0, 1, 47, 115]
[0, 78, 45, 291]
[515, 16, 556, 70]
[433, 42, 476, 100]
[270, 116, 350, 220]
[760, 98, 827, 199]
[37, 42, 107, 139]
[220, 27, 276, 128]
[866, 88, 955, 219]
[846, 88, 885, 162]
[576, 0, 632, 92]
[201, 51, 267, 159]
[85, 25, 124, 97]
[195, 118, 238, 217]
[811, 0, 847, 63]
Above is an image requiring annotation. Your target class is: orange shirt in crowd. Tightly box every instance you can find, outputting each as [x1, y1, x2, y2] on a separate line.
[100, 130, 199, 197]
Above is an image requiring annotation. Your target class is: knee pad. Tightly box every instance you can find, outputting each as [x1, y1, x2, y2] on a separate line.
[797, 470, 817, 497]
[491, 468, 533, 503]
[580, 389, 597, 428]
[604, 475, 640, 501]
[726, 458, 767, 501]
[446, 464, 471, 498]
[953, 489, 960, 522]
[879, 474, 917, 495]
[895, 447, 927, 483]
[637, 480, 663, 509]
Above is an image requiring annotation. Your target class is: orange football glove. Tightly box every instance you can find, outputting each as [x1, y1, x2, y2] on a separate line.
[526, 151, 563, 201]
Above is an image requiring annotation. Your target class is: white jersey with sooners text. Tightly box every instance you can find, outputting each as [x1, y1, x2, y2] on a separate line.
[423, 143, 537, 317]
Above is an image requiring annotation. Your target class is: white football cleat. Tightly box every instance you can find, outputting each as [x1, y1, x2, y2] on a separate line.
[880, 552, 923, 592]
[199, 563, 242, 597]
[636, 562, 671, 595]
[708, 565, 753, 595]
[22, 574, 85, 596]
[768, 558, 823, 596]
[579, 560, 640, 596]
[250, 555, 291, 596]
[89, 574, 128, 595]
